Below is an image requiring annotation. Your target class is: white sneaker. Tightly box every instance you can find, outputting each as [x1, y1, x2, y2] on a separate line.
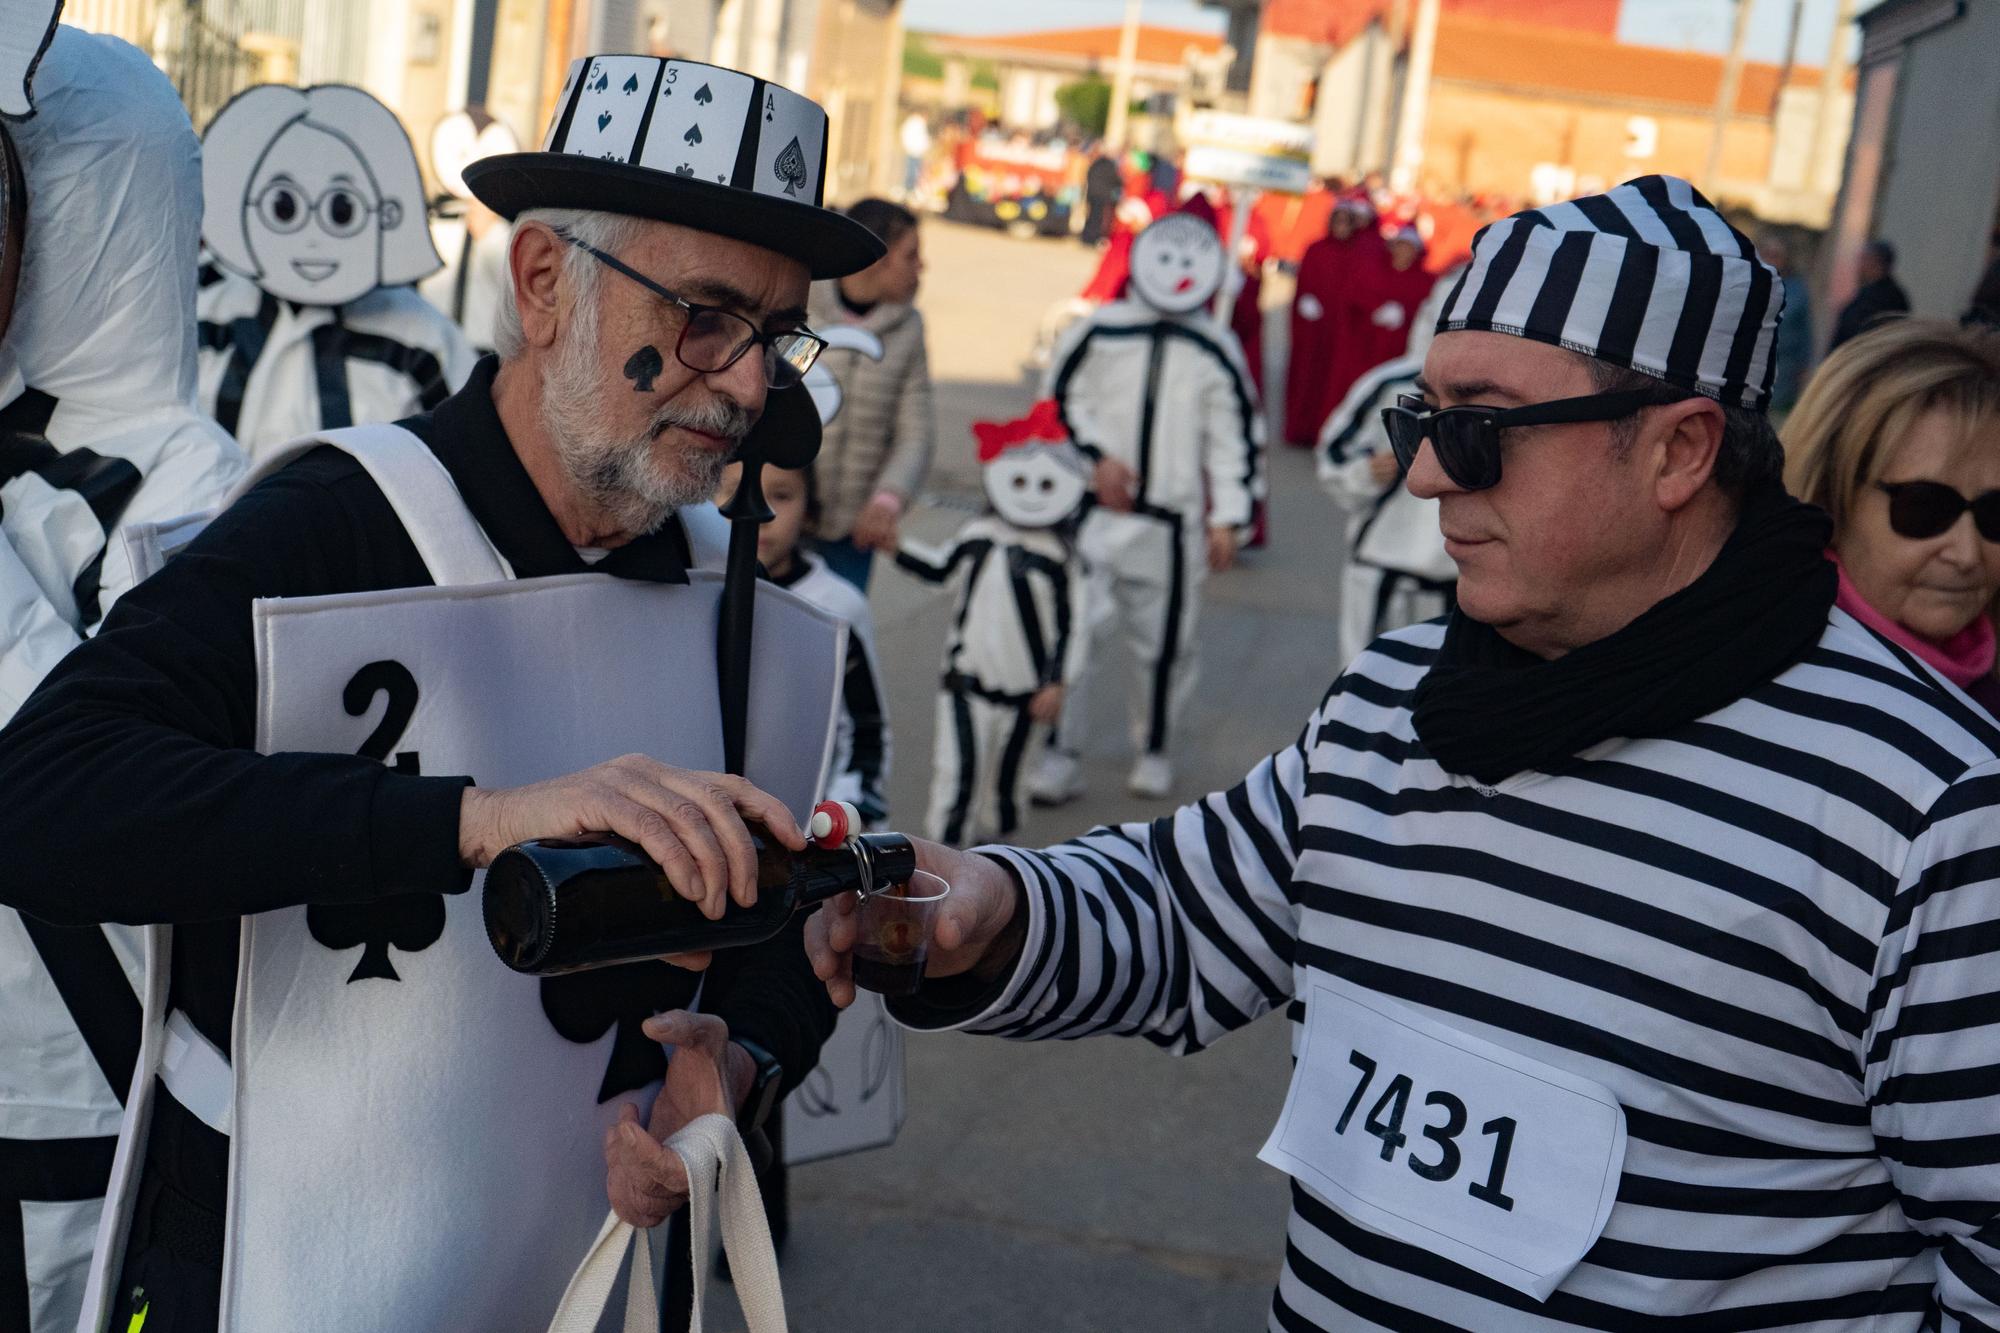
[1027, 750, 1084, 806]
[1127, 754, 1172, 799]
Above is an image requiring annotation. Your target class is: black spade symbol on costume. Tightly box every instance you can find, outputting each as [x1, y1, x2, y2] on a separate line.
[307, 661, 447, 984]
[773, 136, 807, 197]
[589, 69, 609, 93]
[541, 963, 682, 1103]
[693, 83, 713, 105]
[622, 73, 640, 94]
[684, 123, 703, 146]
[597, 110, 613, 132]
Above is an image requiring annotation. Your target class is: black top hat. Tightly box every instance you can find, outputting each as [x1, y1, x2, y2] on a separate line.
[464, 56, 885, 280]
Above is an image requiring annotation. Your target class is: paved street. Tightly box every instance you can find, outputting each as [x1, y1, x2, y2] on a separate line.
[710, 218, 1349, 1331]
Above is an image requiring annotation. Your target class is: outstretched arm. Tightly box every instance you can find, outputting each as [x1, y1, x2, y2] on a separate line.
[809, 692, 1326, 1054]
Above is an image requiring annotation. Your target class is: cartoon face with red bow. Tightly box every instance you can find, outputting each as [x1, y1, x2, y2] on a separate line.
[974, 399, 1091, 529]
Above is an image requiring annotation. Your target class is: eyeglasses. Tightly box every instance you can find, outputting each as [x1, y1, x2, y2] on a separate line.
[1876, 480, 2000, 542]
[558, 233, 827, 389]
[1380, 389, 1679, 492]
[253, 181, 385, 238]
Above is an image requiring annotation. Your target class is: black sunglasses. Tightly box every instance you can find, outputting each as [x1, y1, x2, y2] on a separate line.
[1877, 480, 2000, 542]
[1380, 389, 1676, 491]
[557, 232, 827, 389]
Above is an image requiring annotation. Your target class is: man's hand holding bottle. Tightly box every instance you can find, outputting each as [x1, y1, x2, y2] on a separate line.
[804, 840, 1026, 1008]
[459, 755, 808, 972]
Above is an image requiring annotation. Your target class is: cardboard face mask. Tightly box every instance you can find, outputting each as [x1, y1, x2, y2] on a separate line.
[984, 446, 1089, 529]
[0, 0, 58, 121]
[203, 84, 442, 307]
[430, 108, 520, 202]
[1128, 212, 1226, 315]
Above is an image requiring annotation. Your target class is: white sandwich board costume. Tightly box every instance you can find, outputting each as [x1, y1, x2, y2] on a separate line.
[1037, 212, 1261, 795]
[893, 403, 1090, 846]
[0, 22, 247, 1333]
[76, 424, 845, 1332]
[1316, 267, 1462, 668]
[195, 84, 476, 460]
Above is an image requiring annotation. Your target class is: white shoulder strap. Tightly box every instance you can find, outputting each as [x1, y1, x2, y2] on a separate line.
[681, 502, 729, 573]
[229, 425, 512, 586]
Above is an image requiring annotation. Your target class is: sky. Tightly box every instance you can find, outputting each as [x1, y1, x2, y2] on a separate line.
[901, 0, 1862, 64]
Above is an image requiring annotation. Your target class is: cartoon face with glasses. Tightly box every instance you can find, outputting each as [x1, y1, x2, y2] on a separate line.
[202, 84, 442, 307]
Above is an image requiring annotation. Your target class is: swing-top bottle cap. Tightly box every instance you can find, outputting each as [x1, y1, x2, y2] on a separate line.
[809, 799, 859, 848]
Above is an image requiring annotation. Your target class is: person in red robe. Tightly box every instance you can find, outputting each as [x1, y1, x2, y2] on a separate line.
[1283, 196, 1384, 446]
[1351, 224, 1441, 374]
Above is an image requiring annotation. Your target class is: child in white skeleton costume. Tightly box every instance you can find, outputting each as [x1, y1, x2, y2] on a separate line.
[1030, 211, 1262, 802]
[196, 84, 477, 459]
[1316, 264, 1463, 668]
[714, 459, 891, 826]
[895, 401, 1090, 845]
[0, 21, 247, 1332]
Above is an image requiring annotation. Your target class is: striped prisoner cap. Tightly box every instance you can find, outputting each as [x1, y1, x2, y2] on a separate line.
[1435, 175, 1784, 410]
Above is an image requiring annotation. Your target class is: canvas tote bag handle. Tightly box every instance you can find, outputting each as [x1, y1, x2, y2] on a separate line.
[546, 1113, 788, 1333]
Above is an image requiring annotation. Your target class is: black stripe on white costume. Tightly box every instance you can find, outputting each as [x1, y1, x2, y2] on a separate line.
[929, 613, 2000, 1331]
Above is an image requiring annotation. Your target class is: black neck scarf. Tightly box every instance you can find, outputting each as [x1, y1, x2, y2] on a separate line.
[1409, 481, 1837, 785]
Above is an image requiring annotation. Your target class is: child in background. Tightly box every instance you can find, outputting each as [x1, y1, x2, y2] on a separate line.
[714, 460, 891, 828]
[891, 401, 1091, 846]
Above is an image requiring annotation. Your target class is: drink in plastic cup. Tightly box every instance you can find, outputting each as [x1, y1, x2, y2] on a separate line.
[852, 870, 950, 996]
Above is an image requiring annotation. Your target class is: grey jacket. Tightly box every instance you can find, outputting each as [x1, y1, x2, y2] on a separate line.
[807, 281, 935, 540]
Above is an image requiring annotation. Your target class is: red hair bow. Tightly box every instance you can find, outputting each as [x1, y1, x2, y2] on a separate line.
[973, 399, 1069, 463]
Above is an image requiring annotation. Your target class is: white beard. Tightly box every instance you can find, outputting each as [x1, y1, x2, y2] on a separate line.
[538, 309, 743, 537]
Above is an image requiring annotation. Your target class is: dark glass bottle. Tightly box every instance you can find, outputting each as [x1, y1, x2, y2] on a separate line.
[483, 802, 914, 976]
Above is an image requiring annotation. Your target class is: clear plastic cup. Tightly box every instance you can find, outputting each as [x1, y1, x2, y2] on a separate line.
[852, 870, 950, 997]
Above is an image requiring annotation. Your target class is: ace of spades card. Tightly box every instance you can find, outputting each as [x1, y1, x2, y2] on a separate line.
[754, 83, 826, 201]
[558, 54, 657, 162]
[219, 570, 843, 1333]
[637, 61, 754, 184]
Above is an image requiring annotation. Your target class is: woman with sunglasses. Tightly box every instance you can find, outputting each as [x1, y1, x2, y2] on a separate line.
[1784, 319, 2000, 715]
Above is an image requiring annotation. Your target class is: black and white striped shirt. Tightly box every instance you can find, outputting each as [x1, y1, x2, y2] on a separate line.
[929, 611, 2000, 1330]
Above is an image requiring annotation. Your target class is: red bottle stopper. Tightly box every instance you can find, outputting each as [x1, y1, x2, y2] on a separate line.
[808, 799, 857, 849]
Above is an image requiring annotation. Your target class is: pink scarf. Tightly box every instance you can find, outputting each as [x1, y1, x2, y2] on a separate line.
[1832, 554, 1997, 688]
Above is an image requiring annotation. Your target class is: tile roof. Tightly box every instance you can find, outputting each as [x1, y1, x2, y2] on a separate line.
[929, 25, 1227, 68]
[1432, 15, 1843, 114]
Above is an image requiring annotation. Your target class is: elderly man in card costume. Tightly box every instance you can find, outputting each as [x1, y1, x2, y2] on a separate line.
[807, 177, 2000, 1330]
[892, 399, 1089, 846]
[1030, 210, 1261, 803]
[0, 15, 247, 1332]
[0, 54, 883, 1333]
[196, 83, 478, 458]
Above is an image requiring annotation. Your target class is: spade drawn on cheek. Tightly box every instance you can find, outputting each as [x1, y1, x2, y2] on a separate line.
[623, 345, 665, 393]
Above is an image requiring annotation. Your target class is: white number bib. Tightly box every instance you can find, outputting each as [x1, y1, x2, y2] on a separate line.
[1258, 976, 1625, 1301]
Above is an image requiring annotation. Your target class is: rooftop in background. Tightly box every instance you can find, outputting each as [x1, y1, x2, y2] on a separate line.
[922, 25, 1229, 69]
[1264, 0, 1618, 47]
[1434, 13, 1850, 113]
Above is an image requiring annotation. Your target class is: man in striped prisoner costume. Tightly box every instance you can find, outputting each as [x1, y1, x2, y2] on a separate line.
[803, 177, 2000, 1329]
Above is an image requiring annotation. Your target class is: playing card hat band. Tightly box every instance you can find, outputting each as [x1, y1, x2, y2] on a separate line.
[464, 55, 884, 280]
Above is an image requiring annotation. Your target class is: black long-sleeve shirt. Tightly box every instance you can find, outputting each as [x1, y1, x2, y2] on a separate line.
[0, 356, 834, 1257]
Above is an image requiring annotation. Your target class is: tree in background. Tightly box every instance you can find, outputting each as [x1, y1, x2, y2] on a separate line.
[1055, 77, 1112, 137]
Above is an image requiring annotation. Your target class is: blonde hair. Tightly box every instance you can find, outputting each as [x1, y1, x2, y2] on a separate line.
[1783, 320, 2000, 536]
